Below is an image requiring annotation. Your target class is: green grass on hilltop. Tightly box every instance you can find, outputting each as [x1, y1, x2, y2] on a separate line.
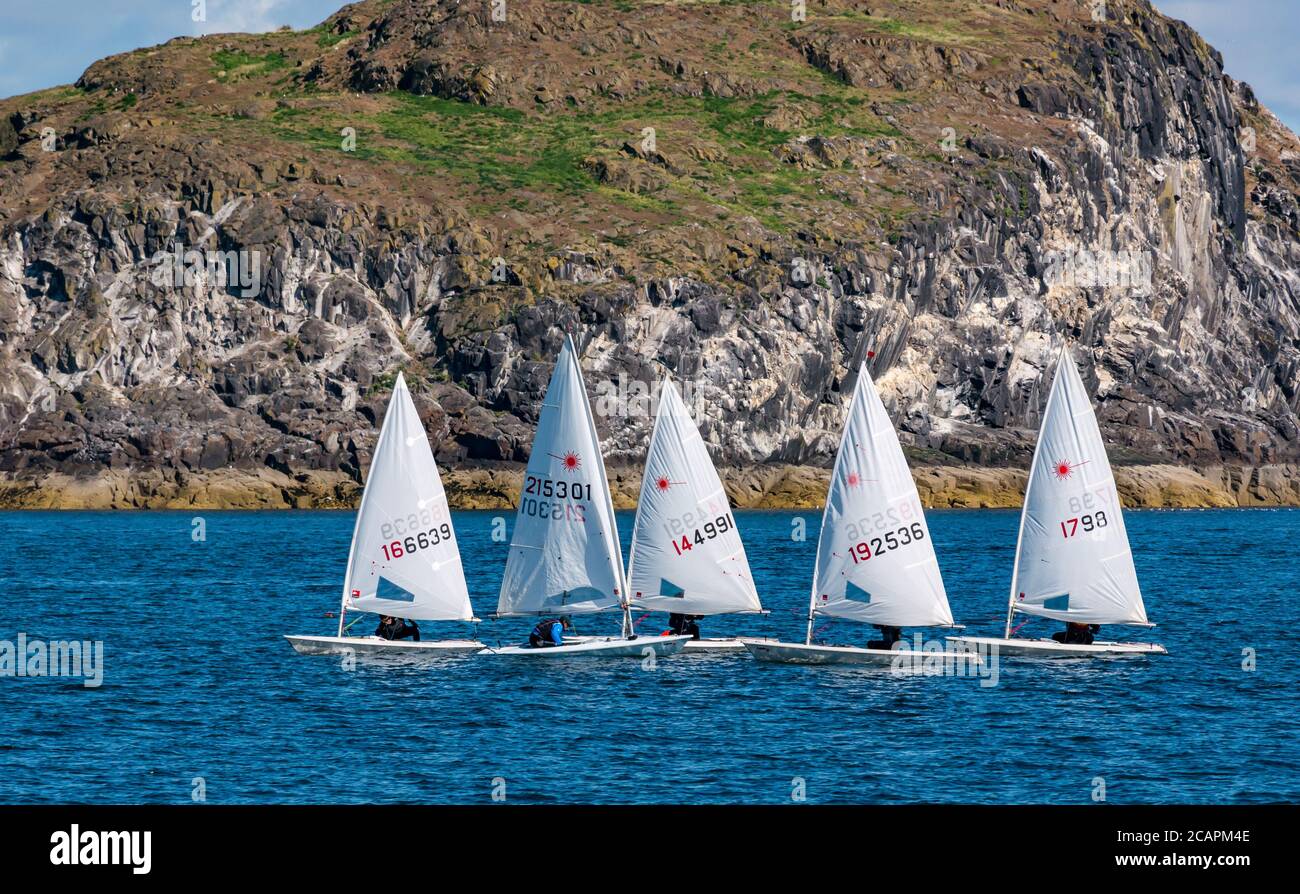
[212, 50, 292, 81]
[254, 79, 915, 231]
[309, 25, 358, 48]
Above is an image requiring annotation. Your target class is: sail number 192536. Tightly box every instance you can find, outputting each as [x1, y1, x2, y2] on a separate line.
[849, 522, 925, 563]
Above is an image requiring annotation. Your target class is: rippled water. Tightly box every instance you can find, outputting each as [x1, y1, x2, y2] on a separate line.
[1, 508, 1295, 804]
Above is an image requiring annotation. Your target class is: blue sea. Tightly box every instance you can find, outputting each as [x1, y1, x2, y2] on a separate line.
[0, 509, 1296, 804]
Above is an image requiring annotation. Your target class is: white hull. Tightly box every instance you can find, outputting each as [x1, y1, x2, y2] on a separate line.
[285, 635, 485, 657]
[946, 635, 1167, 658]
[743, 639, 982, 667]
[567, 635, 748, 652]
[487, 634, 691, 658]
[682, 637, 748, 652]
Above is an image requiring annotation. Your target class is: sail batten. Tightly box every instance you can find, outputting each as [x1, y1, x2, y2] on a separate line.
[808, 363, 954, 629]
[342, 374, 474, 622]
[627, 376, 763, 616]
[496, 336, 626, 617]
[1008, 348, 1149, 626]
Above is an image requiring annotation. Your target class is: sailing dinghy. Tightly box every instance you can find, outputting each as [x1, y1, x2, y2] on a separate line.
[744, 360, 976, 667]
[286, 374, 484, 657]
[487, 335, 690, 658]
[620, 375, 764, 651]
[947, 347, 1166, 658]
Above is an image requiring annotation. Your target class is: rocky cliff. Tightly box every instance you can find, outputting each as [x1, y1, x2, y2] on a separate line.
[1, 0, 1299, 509]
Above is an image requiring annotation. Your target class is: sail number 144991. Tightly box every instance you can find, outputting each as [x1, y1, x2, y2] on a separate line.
[670, 513, 736, 555]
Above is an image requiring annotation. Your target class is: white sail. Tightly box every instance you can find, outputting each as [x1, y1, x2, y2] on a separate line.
[809, 363, 953, 628]
[342, 374, 475, 621]
[496, 335, 626, 616]
[1008, 348, 1148, 625]
[627, 376, 762, 616]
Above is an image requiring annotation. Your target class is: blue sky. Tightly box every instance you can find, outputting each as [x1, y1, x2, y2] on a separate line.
[0, 1, 1296, 133]
[0, 1, 342, 98]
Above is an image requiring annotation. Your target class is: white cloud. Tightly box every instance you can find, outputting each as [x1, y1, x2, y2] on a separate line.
[199, 0, 293, 34]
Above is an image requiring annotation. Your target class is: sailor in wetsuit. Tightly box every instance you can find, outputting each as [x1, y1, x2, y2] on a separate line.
[1052, 622, 1097, 645]
[528, 617, 572, 648]
[867, 625, 902, 650]
[667, 613, 702, 639]
[375, 616, 420, 641]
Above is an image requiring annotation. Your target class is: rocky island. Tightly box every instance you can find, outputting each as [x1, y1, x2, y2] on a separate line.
[1, 0, 1298, 510]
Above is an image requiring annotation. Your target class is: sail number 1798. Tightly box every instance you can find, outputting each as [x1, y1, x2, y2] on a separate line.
[1060, 511, 1107, 537]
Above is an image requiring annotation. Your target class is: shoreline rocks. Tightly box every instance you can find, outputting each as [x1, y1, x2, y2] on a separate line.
[2, 463, 1296, 510]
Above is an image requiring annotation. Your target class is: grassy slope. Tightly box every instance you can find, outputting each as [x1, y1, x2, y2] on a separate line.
[1, 1, 1037, 276]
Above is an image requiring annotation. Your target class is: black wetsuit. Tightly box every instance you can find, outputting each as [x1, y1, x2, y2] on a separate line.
[375, 618, 420, 641]
[667, 613, 702, 639]
[867, 625, 902, 650]
[1052, 622, 1094, 645]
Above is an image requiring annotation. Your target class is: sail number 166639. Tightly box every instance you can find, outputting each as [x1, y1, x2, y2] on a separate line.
[380, 523, 453, 561]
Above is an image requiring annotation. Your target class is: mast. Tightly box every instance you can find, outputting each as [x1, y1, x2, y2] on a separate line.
[804, 359, 863, 645]
[806, 342, 953, 639]
[625, 370, 761, 620]
[567, 333, 633, 637]
[805, 478, 828, 646]
[496, 332, 628, 620]
[1005, 344, 1067, 638]
[336, 373, 404, 638]
[623, 369, 665, 634]
[624, 367, 670, 610]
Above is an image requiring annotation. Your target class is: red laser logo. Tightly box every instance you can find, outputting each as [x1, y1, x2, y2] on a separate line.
[1052, 459, 1088, 481]
[654, 475, 687, 492]
[550, 451, 582, 472]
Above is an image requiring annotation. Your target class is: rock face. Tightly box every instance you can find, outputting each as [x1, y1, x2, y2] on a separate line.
[0, 0, 1298, 506]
